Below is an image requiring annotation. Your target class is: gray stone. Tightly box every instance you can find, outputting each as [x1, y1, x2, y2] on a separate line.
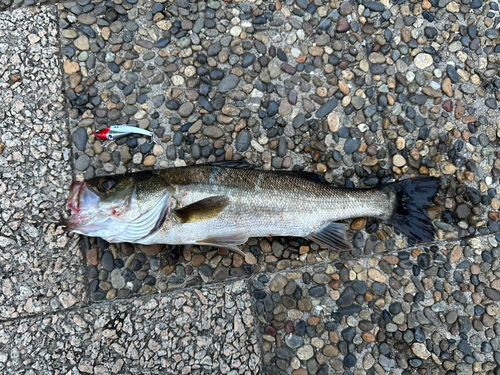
[178, 102, 194, 117]
[485, 288, 500, 301]
[75, 154, 90, 170]
[218, 74, 239, 93]
[235, 130, 251, 152]
[110, 269, 126, 289]
[315, 98, 338, 118]
[72, 127, 88, 151]
[269, 274, 287, 292]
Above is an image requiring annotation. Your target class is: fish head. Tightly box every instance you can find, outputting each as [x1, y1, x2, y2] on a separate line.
[65, 172, 173, 242]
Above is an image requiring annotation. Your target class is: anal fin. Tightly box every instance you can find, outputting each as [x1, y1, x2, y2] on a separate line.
[306, 222, 352, 251]
[197, 233, 248, 256]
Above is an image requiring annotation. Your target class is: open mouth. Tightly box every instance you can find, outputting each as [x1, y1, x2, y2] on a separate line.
[66, 181, 85, 214]
[65, 181, 99, 231]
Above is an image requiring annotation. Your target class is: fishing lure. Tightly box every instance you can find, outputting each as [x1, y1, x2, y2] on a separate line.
[94, 125, 156, 142]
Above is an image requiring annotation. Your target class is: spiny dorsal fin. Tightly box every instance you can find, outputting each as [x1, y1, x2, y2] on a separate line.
[174, 196, 229, 223]
[306, 222, 352, 251]
[200, 160, 254, 169]
[283, 170, 328, 185]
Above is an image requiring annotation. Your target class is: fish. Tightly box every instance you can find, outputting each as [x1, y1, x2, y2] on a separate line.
[64, 162, 440, 255]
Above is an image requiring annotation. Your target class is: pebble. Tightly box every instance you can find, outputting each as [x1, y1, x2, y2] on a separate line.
[411, 343, 431, 359]
[218, 74, 239, 93]
[270, 274, 288, 292]
[296, 345, 314, 361]
[414, 53, 433, 69]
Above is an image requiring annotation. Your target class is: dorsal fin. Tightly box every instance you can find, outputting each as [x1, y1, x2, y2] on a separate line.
[282, 170, 328, 185]
[200, 160, 254, 169]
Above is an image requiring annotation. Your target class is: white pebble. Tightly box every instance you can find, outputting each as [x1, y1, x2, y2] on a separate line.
[251, 140, 264, 152]
[132, 153, 142, 164]
[172, 75, 184, 86]
[357, 123, 368, 132]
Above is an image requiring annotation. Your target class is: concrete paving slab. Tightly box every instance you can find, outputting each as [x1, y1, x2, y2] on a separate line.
[0, 5, 86, 319]
[0, 280, 261, 374]
[254, 234, 500, 374]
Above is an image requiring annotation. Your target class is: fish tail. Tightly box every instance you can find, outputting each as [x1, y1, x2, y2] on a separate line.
[382, 177, 440, 243]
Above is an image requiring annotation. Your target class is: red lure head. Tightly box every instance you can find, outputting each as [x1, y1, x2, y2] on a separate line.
[94, 127, 110, 141]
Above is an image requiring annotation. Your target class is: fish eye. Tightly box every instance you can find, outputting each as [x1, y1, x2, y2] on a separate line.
[99, 177, 116, 192]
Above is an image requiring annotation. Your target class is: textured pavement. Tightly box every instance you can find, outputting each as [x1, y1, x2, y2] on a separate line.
[1, 1, 500, 375]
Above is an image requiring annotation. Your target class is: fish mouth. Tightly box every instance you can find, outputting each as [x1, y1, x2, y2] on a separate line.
[64, 181, 100, 231]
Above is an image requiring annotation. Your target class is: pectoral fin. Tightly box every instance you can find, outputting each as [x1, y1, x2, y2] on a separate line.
[197, 233, 248, 256]
[174, 196, 229, 223]
[307, 222, 352, 251]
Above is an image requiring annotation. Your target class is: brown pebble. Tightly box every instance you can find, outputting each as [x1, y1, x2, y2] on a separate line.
[143, 155, 155, 167]
[419, 166, 429, 175]
[296, 54, 306, 63]
[362, 156, 378, 166]
[376, 229, 387, 241]
[462, 115, 477, 124]
[297, 299, 312, 311]
[365, 291, 373, 302]
[86, 247, 99, 265]
[299, 246, 309, 254]
[470, 264, 480, 275]
[162, 265, 174, 276]
[139, 244, 164, 256]
[440, 161, 457, 175]
[64, 60, 80, 74]
[233, 253, 244, 267]
[329, 331, 339, 343]
[218, 248, 230, 256]
[245, 252, 257, 265]
[351, 218, 366, 230]
[260, 239, 272, 253]
[307, 316, 320, 326]
[191, 254, 206, 267]
[329, 279, 340, 290]
[322, 344, 339, 357]
[338, 81, 349, 95]
[401, 28, 411, 43]
[455, 101, 465, 119]
[292, 369, 307, 375]
[381, 255, 399, 265]
[336, 18, 350, 33]
[281, 63, 296, 75]
[338, 61, 348, 70]
[488, 212, 499, 221]
[362, 332, 376, 343]
[492, 198, 500, 210]
[183, 247, 192, 262]
[427, 206, 441, 219]
[120, 242, 134, 256]
[309, 46, 323, 56]
[442, 77, 453, 96]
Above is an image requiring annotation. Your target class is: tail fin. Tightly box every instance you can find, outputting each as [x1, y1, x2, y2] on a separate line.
[383, 177, 440, 243]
